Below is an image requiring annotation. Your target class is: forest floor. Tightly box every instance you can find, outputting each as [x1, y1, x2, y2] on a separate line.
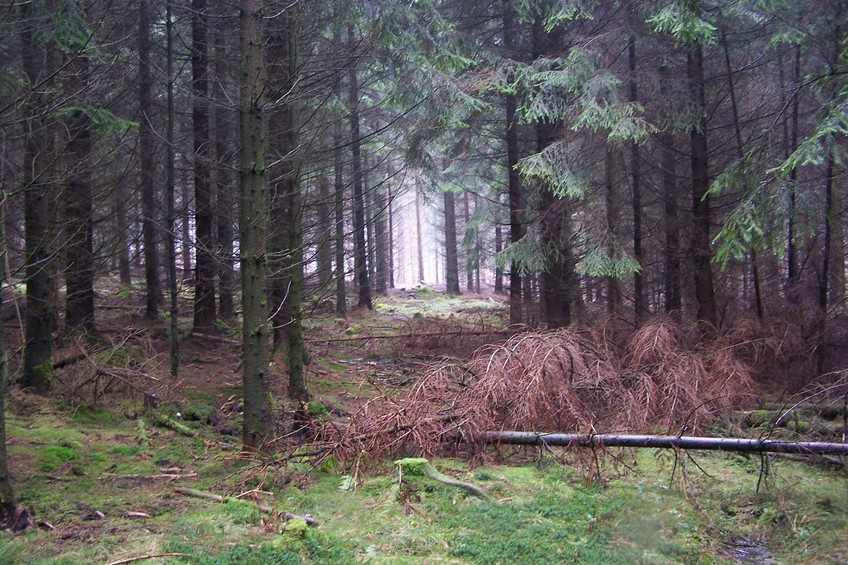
[1, 284, 847, 564]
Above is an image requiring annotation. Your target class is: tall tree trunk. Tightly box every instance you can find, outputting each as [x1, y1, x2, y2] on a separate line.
[494, 223, 504, 293]
[375, 183, 389, 295]
[166, 0, 179, 377]
[628, 24, 645, 319]
[463, 191, 473, 292]
[213, 11, 235, 320]
[0, 180, 18, 528]
[268, 6, 307, 401]
[21, 1, 54, 393]
[348, 24, 372, 309]
[605, 143, 619, 314]
[415, 187, 425, 284]
[786, 44, 801, 289]
[192, 0, 217, 333]
[504, 2, 522, 324]
[364, 154, 376, 287]
[817, 151, 835, 377]
[388, 185, 395, 289]
[444, 190, 461, 295]
[660, 64, 681, 312]
[181, 180, 193, 283]
[116, 186, 132, 287]
[333, 21, 347, 313]
[63, 54, 95, 333]
[688, 40, 717, 326]
[139, 0, 162, 320]
[721, 23, 763, 318]
[240, 0, 272, 448]
[317, 176, 333, 290]
[534, 17, 568, 329]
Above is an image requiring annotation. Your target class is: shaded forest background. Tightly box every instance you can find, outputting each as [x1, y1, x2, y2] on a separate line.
[2, 0, 848, 528]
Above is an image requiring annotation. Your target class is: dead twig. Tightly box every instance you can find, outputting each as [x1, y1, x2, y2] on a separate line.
[174, 487, 318, 525]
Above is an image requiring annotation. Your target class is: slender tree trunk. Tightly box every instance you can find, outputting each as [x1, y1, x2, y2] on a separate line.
[504, 2, 522, 324]
[494, 224, 504, 293]
[181, 180, 193, 283]
[629, 26, 645, 319]
[688, 41, 717, 326]
[21, 1, 54, 393]
[139, 0, 162, 320]
[721, 24, 762, 318]
[63, 54, 95, 333]
[415, 187, 425, 284]
[268, 6, 307, 401]
[317, 176, 333, 290]
[375, 183, 388, 295]
[463, 191, 473, 292]
[388, 185, 395, 289]
[444, 190, 461, 295]
[0, 186, 18, 528]
[605, 143, 618, 314]
[786, 45, 801, 288]
[534, 18, 568, 329]
[213, 12, 235, 320]
[240, 0, 272, 448]
[333, 21, 347, 313]
[348, 24, 372, 309]
[364, 154, 376, 287]
[192, 0, 217, 333]
[660, 64, 681, 312]
[817, 151, 835, 377]
[116, 187, 132, 287]
[166, 0, 179, 377]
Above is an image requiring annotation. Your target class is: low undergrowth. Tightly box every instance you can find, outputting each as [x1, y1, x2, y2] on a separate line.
[3, 397, 847, 564]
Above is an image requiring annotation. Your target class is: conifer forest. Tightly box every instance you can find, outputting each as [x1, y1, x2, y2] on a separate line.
[1, 1, 848, 563]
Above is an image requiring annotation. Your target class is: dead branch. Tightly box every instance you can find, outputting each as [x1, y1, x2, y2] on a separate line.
[174, 487, 317, 525]
[477, 431, 848, 456]
[304, 329, 514, 343]
[105, 553, 189, 565]
[190, 332, 240, 345]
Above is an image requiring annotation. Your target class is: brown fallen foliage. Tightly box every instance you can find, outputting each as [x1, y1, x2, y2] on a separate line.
[318, 316, 764, 461]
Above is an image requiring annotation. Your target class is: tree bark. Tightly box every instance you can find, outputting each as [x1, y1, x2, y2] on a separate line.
[348, 24, 372, 309]
[628, 25, 645, 319]
[240, 0, 272, 448]
[660, 64, 681, 312]
[504, 2, 522, 325]
[415, 187, 425, 284]
[0, 192, 18, 528]
[333, 21, 347, 314]
[375, 178, 389, 295]
[688, 40, 717, 326]
[192, 0, 217, 333]
[21, 0, 54, 393]
[534, 17, 568, 329]
[317, 176, 333, 290]
[444, 190, 461, 295]
[165, 0, 180, 377]
[605, 143, 619, 314]
[63, 55, 95, 332]
[478, 431, 848, 456]
[213, 11, 235, 320]
[139, 0, 162, 321]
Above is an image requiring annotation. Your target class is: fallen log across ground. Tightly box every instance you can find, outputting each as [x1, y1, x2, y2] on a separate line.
[478, 431, 848, 456]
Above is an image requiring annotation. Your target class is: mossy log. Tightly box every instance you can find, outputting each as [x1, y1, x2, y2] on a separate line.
[394, 458, 490, 499]
[153, 414, 196, 437]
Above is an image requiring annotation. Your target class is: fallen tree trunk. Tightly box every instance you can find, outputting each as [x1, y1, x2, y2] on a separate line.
[479, 431, 848, 456]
